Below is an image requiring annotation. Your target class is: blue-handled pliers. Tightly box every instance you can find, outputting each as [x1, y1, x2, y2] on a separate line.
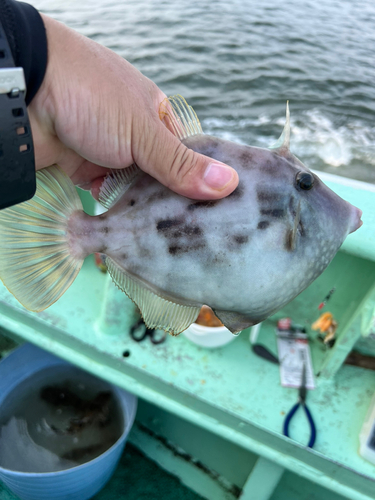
[283, 362, 316, 448]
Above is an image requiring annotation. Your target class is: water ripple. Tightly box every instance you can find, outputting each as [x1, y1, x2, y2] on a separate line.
[29, 0, 375, 183]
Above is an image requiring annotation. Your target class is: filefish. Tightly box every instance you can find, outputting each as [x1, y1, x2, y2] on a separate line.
[0, 96, 362, 335]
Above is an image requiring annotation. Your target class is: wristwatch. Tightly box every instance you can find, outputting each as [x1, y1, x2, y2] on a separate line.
[0, 19, 36, 210]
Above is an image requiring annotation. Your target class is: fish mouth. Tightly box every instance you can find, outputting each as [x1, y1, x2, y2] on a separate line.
[349, 207, 363, 234]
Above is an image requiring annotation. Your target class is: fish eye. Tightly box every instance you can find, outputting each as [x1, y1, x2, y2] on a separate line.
[296, 171, 314, 190]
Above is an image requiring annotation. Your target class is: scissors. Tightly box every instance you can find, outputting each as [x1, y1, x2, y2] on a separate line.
[283, 362, 316, 448]
[129, 318, 166, 345]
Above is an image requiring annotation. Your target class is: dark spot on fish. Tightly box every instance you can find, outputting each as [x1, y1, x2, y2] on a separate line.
[100, 226, 110, 234]
[98, 245, 108, 253]
[257, 190, 284, 203]
[257, 220, 270, 230]
[212, 255, 226, 265]
[187, 200, 219, 211]
[130, 199, 135, 206]
[240, 150, 254, 165]
[257, 191, 271, 203]
[157, 218, 184, 231]
[227, 182, 244, 199]
[121, 253, 128, 260]
[170, 224, 203, 239]
[203, 148, 217, 159]
[200, 138, 220, 153]
[183, 225, 203, 236]
[260, 208, 285, 218]
[168, 242, 205, 255]
[138, 247, 152, 258]
[169, 245, 183, 255]
[208, 138, 220, 147]
[288, 196, 295, 214]
[261, 157, 290, 180]
[299, 219, 305, 237]
[234, 235, 249, 244]
[147, 190, 169, 203]
[261, 160, 277, 176]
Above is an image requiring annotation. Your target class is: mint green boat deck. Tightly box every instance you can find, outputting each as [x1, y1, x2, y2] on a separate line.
[0, 172, 375, 500]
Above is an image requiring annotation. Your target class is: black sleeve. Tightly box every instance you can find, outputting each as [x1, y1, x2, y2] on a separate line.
[0, 0, 47, 105]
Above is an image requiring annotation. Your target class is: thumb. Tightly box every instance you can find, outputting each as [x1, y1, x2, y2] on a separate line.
[136, 119, 239, 200]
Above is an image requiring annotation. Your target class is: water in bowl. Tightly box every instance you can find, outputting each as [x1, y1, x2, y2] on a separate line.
[0, 365, 124, 473]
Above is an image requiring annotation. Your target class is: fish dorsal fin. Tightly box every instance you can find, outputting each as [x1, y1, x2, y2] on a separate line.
[159, 95, 203, 140]
[0, 165, 84, 312]
[99, 164, 141, 209]
[270, 101, 290, 154]
[212, 308, 255, 334]
[106, 258, 200, 335]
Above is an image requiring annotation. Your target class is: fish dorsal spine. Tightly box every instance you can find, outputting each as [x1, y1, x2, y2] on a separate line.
[270, 101, 291, 155]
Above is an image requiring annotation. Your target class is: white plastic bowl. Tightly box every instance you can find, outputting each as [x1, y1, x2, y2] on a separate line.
[0, 343, 137, 500]
[183, 322, 237, 348]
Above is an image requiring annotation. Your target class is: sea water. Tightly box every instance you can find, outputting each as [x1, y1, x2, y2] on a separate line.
[0, 366, 124, 473]
[29, 0, 375, 183]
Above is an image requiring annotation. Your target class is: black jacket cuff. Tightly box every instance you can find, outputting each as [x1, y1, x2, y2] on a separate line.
[0, 0, 47, 105]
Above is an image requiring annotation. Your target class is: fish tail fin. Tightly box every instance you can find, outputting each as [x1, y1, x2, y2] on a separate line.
[159, 95, 203, 140]
[0, 165, 84, 312]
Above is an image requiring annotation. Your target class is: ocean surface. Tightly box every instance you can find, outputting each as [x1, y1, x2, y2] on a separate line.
[30, 0, 375, 183]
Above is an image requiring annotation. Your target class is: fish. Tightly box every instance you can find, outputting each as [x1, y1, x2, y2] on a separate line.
[0, 96, 362, 335]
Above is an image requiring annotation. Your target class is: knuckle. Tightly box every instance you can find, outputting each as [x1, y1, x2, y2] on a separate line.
[169, 143, 199, 185]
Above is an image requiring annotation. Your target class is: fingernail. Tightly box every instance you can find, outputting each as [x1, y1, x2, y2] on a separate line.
[204, 163, 235, 190]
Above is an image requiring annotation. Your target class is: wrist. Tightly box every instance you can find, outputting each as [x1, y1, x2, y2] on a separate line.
[28, 14, 79, 168]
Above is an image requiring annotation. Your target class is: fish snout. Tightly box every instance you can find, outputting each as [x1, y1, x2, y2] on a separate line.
[349, 206, 363, 234]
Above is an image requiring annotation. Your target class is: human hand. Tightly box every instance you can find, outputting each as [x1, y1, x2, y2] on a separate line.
[27, 14, 238, 200]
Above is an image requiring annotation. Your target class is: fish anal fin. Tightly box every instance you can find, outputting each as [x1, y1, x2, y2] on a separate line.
[212, 309, 256, 335]
[106, 258, 200, 335]
[159, 95, 203, 141]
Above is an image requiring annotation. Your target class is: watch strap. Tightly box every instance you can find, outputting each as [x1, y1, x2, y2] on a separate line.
[0, 19, 36, 209]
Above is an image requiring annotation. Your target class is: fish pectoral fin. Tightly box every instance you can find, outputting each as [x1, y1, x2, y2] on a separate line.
[106, 258, 200, 335]
[288, 200, 301, 252]
[98, 164, 141, 209]
[159, 95, 203, 141]
[212, 309, 255, 334]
